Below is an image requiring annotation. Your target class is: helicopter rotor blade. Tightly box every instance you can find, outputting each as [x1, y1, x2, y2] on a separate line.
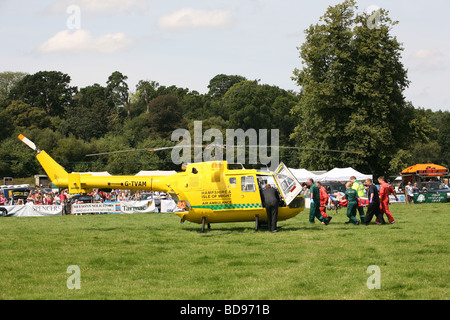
[86, 148, 150, 157]
[276, 146, 363, 155]
[226, 145, 363, 155]
[85, 144, 362, 157]
[85, 145, 223, 157]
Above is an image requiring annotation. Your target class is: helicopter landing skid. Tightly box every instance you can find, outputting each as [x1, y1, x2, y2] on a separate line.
[255, 215, 259, 232]
[201, 217, 211, 233]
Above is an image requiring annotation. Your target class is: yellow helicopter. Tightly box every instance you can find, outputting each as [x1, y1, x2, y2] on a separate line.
[18, 134, 306, 232]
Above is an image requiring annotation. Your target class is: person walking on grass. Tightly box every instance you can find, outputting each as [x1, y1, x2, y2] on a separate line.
[350, 176, 365, 223]
[364, 178, 385, 225]
[377, 176, 397, 224]
[307, 178, 331, 225]
[316, 181, 332, 225]
[344, 182, 360, 225]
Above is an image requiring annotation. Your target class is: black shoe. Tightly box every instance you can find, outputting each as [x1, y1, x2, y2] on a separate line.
[345, 220, 352, 224]
[270, 229, 278, 233]
[323, 216, 332, 225]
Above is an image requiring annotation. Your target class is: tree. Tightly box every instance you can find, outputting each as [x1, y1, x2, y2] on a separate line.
[135, 80, 159, 114]
[291, 1, 411, 175]
[181, 91, 212, 121]
[0, 71, 27, 108]
[224, 80, 297, 140]
[207, 74, 247, 98]
[63, 84, 115, 141]
[220, 80, 299, 167]
[107, 71, 131, 119]
[148, 94, 187, 139]
[437, 111, 450, 167]
[1, 100, 52, 130]
[9, 71, 76, 117]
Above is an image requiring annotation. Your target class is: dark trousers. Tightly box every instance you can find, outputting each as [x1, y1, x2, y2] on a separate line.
[265, 204, 278, 231]
[309, 202, 324, 223]
[364, 201, 385, 225]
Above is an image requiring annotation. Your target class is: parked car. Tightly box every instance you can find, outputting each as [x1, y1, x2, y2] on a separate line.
[418, 182, 450, 201]
[321, 182, 346, 194]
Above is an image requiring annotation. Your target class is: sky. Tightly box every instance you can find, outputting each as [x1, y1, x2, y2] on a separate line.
[0, 0, 449, 112]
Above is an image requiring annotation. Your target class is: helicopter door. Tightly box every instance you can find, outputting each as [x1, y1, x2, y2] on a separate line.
[273, 162, 302, 206]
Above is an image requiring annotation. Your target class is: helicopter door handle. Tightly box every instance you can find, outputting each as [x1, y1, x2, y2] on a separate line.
[241, 194, 244, 198]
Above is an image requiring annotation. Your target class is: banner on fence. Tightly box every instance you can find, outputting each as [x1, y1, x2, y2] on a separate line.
[1, 204, 63, 217]
[389, 194, 405, 203]
[72, 201, 156, 214]
[72, 202, 120, 214]
[2, 199, 169, 217]
[413, 193, 447, 204]
[119, 200, 156, 214]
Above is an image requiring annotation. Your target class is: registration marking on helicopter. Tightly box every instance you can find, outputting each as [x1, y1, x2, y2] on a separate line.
[108, 181, 147, 187]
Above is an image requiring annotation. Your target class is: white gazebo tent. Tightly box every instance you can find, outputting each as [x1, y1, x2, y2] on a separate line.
[289, 168, 320, 183]
[316, 167, 372, 182]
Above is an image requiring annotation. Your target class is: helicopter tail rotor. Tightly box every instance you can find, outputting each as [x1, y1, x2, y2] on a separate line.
[18, 134, 38, 152]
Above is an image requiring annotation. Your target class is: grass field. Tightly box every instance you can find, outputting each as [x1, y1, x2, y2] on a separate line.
[0, 203, 449, 300]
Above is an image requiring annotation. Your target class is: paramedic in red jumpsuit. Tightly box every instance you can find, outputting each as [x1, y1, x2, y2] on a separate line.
[377, 176, 397, 224]
[317, 181, 331, 221]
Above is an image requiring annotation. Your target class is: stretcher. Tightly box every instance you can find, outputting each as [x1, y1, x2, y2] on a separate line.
[325, 192, 369, 213]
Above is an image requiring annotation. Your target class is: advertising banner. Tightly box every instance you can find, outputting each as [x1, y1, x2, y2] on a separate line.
[72, 201, 155, 214]
[119, 200, 156, 214]
[72, 202, 120, 214]
[389, 194, 405, 203]
[413, 193, 447, 204]
[2, 200, 163, 217]
[0, 204, 63, 217]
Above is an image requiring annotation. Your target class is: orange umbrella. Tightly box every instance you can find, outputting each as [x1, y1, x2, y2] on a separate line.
[402, 164, 448, 176]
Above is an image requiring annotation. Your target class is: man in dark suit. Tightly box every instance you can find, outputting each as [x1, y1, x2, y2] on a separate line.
[364, 178, 386, 225]
[262, 184, 281, 233]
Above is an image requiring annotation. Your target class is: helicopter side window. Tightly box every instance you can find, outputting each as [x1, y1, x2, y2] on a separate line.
[241, 176, 256, 192]
[229, 177, 237, 185]
[278, 174, 294, 195]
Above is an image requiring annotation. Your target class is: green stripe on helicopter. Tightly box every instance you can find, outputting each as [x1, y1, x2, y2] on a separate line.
[192, 203, 263, 210]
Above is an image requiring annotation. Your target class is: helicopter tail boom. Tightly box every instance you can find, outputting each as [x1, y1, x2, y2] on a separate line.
[19, 134, 176, 194]
[18, 134, 70, 188]
[36, 150, 70, 188]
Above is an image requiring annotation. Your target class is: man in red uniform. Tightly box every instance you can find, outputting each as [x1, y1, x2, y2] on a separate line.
[316, 181, 332, 223]
[377, 176, 397, 224]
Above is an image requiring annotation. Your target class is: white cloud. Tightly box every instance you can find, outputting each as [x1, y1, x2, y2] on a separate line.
[38, 29, 132, 54]
[47, 0, 147, 15]
[412, 49, 441, 60]
[158, 8, 232, 30]
[410, 49, 446, 72]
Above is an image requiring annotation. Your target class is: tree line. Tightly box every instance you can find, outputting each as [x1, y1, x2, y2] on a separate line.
[0, 0, 448, 179]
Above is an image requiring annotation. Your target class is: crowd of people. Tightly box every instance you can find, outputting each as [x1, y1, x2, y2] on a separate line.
[0, 188, 68, 206]
[0, 188, 169, 208]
